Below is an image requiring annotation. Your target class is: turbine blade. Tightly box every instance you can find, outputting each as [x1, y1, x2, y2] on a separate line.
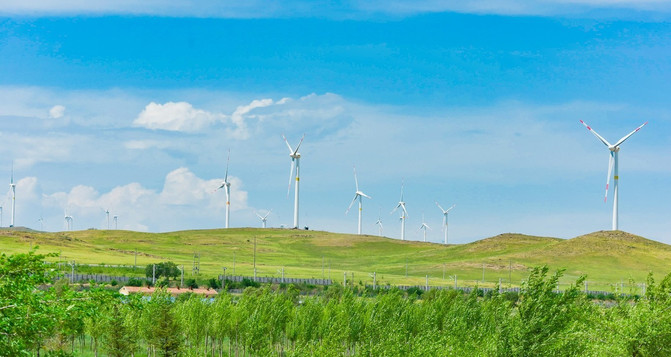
[293, 134, 305, 154]
[446, 204, 456, 213]
[391, 203, 400, 214]
[282, 134, 294, 153]
[401, 204, 408, 216]
[579, 120, 612, 147]
[359, 191, 372, 199]
[435, 201, 445, 212]
[287, 159, 295, 197]
[605, 152, 614, 203]
[613, 121, 648, 147]
[400, 179, 405, 201]
[264, 209, 273, 219]
[255, 213, 263, 219]
[224, 149, 230, 182]
[346, 194, 358, 214]
[353, 166, 359, 191]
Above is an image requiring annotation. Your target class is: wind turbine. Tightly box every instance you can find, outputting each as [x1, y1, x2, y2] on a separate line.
[579, 120, 647, 231]
[345, 166, 371, 235]
[391, 181, 408, 240]
[64, 210, 73, 231]
[9, 164, 15, 227]
[38, 217, 43, 231]
[418, 214, 431, 242]
[105, 209, 110, 230]
[255, 209, 272, 228]
[113, 215, 118, 230]
[283, 134, 305, 229]
[375, 210, 383, 236]
[214, 149, 232, 229]
[0, 205, 3, 227]
[436, 202, 456, 245]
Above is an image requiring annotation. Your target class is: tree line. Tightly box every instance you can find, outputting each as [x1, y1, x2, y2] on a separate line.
[3, 249, 671, 356]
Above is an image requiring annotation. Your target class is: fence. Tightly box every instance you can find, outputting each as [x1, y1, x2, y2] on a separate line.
[60, 273, 131, 284]
[219, 275, 332, 286]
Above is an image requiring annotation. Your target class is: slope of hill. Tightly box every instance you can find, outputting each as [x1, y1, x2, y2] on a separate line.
[1, 228, 669, 290]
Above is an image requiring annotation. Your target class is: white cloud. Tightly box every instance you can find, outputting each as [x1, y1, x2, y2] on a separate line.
[40, 167, 248, 231]
[228, 98, 274, 139]
[49, 105, 65, 119]
[133, 101, 221, 132]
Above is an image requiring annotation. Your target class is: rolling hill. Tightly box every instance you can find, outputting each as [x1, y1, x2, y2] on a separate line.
[1, 228, 669, 291]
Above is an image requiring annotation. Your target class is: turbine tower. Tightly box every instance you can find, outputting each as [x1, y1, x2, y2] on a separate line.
[391, 181, 408, 240]
[418, 214, 431, 242]
[105, 209, 110, 230]
[436, 202, 456, 245]
[113, 215, 118, 230]
[346, 166, 371, 235]
[215, 149, 232, 228]
[283, 134, 305, 229]
[256, 209, 272, 228]
[579, 120, 647, 231]
[9, 164, 16, 227]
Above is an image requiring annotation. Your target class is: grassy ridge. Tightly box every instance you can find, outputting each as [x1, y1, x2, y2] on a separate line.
[1, 228, 670, 290]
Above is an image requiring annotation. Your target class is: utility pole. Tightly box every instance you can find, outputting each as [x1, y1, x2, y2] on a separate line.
[442, 263, 445, 280]
[370, 272, 376, 290]
[425, 275, 429, 291]
[509, 260, 512, 286]
[181, 265, 184, 287]
[134, 249, 137, 270]
[322, 256, 325, 279]
[253, 236, 257, 280]
[152, 264, 156, 284]
[405, 259, 408, 278]
[233, 251, 236, 275]
[343, 271, 347, 287]
[482, 263, 485, 283]
[70, 261, 75, 283]
[222, 267, 227, 289]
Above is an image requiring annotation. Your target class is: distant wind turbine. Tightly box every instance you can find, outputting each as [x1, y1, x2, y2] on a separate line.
[345, 166, 371, 235]
[436, 202, 456, 245]
[283, 134, 305, 229]
[105, 209, 110, 230]
[38, 217, 44, 231]
[391, 180, 408, 240]
[255, 209, 272, 228]
[0, 205, 3, 227]
[418, 214, 431, 242]
[113, 215, 118, 230]
[214, 149, 232, 228]
[375, 210, 383, 236]
[579, 120, 647, 231]
[9, 163, 16, 227]
[64, 210, 73, 231]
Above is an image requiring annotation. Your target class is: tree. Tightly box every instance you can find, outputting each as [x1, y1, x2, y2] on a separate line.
[146, 262, 181, 280]
[0, 249, 60, 355]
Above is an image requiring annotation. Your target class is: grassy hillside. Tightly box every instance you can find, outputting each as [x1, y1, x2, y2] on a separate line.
[1, 228, 669, 291]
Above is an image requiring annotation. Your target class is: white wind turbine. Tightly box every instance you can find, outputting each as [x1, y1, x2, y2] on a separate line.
[113, 215, 118, 230]
[64, 210, 73, 231]
[418, 214, 431, 242]
[436, 202, 456, 245]
[391, 181, 408, 240]
[579, 120, 648, 231]
[105, 209, 110, 230]
[345, 166, 372, 235]
[283, 134, 305, 229]
[256, 209, 272, 228]
[9, 164, 16, 227]
[214, 149, 232, 229]
[375, 210, 383, 236]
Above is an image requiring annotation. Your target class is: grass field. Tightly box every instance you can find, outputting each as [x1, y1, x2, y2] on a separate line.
[1, 228, 670, 291]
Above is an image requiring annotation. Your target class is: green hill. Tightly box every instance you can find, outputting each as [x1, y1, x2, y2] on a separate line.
[1, 228, 669, 291]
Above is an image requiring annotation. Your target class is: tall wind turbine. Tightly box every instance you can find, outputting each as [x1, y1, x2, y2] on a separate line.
[579, 120, 647, 231]
[256, 209, 272, 228]
[9, 164, 15, 227]
[391, 181, 408, 240]
[418, 214, 431, 242]
[283, 134, 305, 229]
[215, 149, 232, 229]
[345, 166, 371, 235]
[113, 215, 118, 230]
[105, 209, 110, 230]
[436, 202, 456, 245]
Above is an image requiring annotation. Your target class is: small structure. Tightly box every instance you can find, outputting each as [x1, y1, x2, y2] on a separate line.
[119, 286, 218, 298]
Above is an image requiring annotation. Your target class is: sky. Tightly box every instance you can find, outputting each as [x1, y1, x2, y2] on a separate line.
[0, 1, 669, 244]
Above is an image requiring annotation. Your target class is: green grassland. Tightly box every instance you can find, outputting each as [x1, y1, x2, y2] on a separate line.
[1, 228, 670, 291]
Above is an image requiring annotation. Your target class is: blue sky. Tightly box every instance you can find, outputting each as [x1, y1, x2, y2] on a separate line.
[0, 1, 669, 243]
